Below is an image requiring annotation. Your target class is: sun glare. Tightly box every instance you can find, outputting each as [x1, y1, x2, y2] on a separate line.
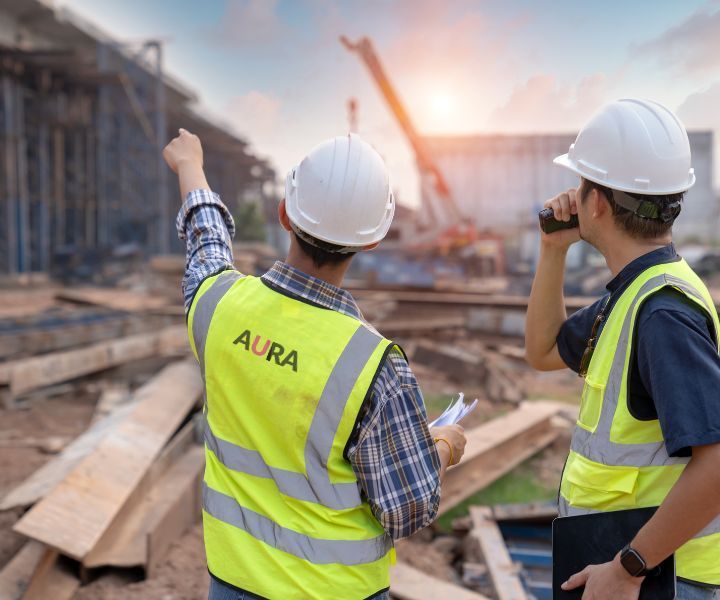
[429, 92, 455, 117]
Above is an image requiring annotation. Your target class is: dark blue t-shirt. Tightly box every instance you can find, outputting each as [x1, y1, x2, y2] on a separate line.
[557, 244, 720, 457]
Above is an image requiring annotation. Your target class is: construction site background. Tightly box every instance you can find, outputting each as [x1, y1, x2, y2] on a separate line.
[1, 2, 719, 600]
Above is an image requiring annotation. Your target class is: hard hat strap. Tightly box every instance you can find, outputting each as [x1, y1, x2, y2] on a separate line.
[289, 221, 359, 254]
[612, 190, 682, 224]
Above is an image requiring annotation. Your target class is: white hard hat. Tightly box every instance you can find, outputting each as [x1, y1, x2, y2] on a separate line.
[285, 134, 395, 249]
[554, 99, 695, 195]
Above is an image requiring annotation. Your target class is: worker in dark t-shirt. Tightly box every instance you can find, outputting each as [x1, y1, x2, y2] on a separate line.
[525, 99, 720, 600]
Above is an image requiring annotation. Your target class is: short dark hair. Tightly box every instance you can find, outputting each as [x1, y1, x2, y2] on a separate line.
[294, 233, 356, 268]
[579, 178, 683, 239]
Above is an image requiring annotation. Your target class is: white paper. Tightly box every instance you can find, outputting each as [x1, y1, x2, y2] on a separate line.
[428, 393, 478, 428]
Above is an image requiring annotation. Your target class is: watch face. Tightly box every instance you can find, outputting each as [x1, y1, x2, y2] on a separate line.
[622, 548, 646, 576]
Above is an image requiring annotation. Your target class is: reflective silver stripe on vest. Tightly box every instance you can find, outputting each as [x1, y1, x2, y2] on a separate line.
[570, 274, 708, 467]
[192, 270, 243, 379]
[203, 483, 391, 565]
[558, 497, 720, 538]
[565, 272, 720, 540]
[193, 275, 385, 510]
[204, 325, 382, 510]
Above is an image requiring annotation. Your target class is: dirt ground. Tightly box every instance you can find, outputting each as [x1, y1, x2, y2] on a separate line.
[0, 352, 581, 599]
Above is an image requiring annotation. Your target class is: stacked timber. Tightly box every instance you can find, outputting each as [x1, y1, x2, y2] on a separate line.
[0, 360, 204, 599]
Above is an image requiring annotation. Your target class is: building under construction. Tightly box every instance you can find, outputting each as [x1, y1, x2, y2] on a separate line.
[0, 0, 275, 278]
[424, 132, 716, 242]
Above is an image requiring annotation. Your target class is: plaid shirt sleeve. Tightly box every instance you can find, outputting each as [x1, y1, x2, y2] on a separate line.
[175, 189, 236, 311]
[347, 348, 442, 540]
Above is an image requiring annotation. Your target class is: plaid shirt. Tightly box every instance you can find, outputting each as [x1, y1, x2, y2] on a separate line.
[177, 189, 441, 540]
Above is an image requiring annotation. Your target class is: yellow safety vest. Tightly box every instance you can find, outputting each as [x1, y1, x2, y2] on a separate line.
[559, 259, 720, 585]
[188, 270, 397, 599]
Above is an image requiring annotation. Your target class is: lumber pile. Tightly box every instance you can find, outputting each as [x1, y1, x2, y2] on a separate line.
[0, 361, 205, 599]
[469, 507, 528, 600]
[391, 562, 490, 600]
[55, 288, 173, 314]
[0, 325, 187, 402]
[439, 401, 561, 514]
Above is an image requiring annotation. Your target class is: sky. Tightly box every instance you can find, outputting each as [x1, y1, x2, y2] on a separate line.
[56, 0, 720, 207]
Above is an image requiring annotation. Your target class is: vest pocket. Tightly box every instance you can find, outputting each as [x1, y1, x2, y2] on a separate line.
[577, 379, 605, 432]
[564, 452, 639, 511]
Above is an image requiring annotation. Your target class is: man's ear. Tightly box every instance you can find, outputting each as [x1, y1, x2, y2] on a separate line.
[592, 188, 608, 219]
[278, 198, 292, 232]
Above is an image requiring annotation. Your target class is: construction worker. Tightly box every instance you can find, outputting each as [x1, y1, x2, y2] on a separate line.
[526, 100, 720, 599]
[163, 129, 467, 600]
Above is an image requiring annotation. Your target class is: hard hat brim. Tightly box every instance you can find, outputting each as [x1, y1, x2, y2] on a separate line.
[553, 153, 696, 195]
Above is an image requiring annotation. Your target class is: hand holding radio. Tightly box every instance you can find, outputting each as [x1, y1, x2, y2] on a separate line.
[539, 189, 581, 248]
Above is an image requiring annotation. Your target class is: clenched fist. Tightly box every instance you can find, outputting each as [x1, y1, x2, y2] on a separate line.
[541, 188, 581, 249]
[163, 128, 203, 174]
[430, 424, 467, 466]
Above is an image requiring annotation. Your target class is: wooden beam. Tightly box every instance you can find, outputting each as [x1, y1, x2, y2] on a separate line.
[13, 360, 203, 560]
[0, 541, 47, 599]
[0, 401, 137, 510]
[3, 325, 187, 397]
[492, 501, 558, 524]
[0, 314, 132, 362]
[0, 541, 79, 600]
[55, 287, 172, 313]
[439, 402, 561, 515]
[376, 315, 466, 335]
[82, 424, 202, 570]
[469, 506, 528, 600]
[22, 550, 79, 600]
[391, 561, 489, 600]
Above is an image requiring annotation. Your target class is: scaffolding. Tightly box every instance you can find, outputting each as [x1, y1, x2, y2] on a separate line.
[0, 0, 275, 277]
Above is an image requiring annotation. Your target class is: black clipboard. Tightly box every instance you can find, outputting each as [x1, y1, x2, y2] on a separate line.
[552, 507, 675, 599]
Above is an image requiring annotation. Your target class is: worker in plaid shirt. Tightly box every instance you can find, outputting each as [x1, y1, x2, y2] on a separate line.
[166, 128, 466, 599]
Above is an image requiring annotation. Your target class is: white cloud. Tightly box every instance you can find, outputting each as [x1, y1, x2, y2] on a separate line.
[485, 74, 608, 133]
[632, 4, 720, 77]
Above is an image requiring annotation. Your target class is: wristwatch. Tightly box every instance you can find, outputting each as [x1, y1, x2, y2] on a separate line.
[620, 544, 651, 577]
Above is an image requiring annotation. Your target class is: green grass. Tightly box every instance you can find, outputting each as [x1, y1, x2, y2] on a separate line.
[435, 461, 558, 531]
[423, 393, 454, 419]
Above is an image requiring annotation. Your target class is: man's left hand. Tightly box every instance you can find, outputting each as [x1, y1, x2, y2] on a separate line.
[561, 555, 643, 599]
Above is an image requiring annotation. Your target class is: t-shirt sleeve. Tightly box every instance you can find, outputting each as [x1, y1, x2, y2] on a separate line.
[636, 291, 720, 457]
[556, 296, 608, 373]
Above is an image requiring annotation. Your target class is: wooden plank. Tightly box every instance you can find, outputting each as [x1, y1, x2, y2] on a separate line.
[3, 325, 187, 397]
[470, 506, 528, 600]
[0, 401, 137, 510]
[376, 315, 467, 334]
[439, 402, 561, 515]
[55, 287, 172, 313]
[0, 541, 47, 600]
[13, 360, 203, 560]
[22, 550, 79, 600]
[0, 314, 132, 362]
[492, 501, 558, 523]
[391, 561, 489, 600]
[82, 421, 200, 569]
[350, 288, 593, 312]
[146, 447, 203, 576]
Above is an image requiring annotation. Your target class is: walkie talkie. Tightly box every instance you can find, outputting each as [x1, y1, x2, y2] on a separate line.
[538, 208, 579, 234]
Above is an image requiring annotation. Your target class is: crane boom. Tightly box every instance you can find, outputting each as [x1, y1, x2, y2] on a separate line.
[340, 35, 461, 223]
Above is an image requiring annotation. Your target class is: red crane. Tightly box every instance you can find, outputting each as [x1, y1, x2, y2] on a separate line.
[340, 35, 505, 275]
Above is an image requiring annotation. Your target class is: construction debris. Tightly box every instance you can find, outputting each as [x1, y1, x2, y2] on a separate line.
[469, 506, 528, 600]
[439, 401, 562, 515]
[391, 562, 490, 600]
[13, 360, 202, 560]
[0, 260, 581, 599]
[1, 326, 187, 401]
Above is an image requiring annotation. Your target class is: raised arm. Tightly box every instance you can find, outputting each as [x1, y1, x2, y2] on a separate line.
[525, 189, 581, 371]
[163, 129, 236, 310]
